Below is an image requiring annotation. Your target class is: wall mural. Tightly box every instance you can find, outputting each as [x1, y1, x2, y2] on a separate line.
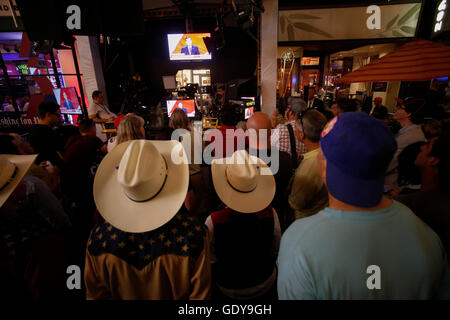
[279, 3, 421, 41]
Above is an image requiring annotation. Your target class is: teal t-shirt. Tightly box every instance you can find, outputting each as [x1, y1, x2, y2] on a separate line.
[277, 200, 450, 299]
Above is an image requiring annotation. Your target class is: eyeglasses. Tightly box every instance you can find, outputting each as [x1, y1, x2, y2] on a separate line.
[297, 109, 310, 131]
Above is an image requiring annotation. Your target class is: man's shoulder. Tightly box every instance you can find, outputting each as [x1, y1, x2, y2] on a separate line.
[30, 124, 52, 137]
[87, 212, 207, 270]
[278, 149, 291, 160]
[82, 134, 103, 145]
[276, 149, 293, 173]
[296, 151, 319, 172]
[88, 103, 101, 113]
[392, 199, 435, 225]
[30, 124, 50, 131]
[68, 135, 102, 150]
[282, 210, 329, 243]
[210, 206, 274, 225]
[273, 123, 289, 138]
[210, 207, 233, 224]
[398, 125, 426, 144]
[275, 122, 290, 129]
[64, 135, 80, 148]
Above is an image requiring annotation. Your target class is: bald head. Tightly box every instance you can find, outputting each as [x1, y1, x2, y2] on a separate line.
[247, 112, 272, 149]
[247, 112, 271, 130]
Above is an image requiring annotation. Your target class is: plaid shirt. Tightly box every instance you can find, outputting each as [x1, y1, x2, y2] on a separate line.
[271, 120, 307, 159]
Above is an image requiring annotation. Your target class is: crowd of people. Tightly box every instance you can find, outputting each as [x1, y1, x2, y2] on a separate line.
[1, 88, 450, 300]
[0, 95, 30, 113]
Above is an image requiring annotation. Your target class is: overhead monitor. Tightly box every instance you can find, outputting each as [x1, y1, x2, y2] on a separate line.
[167, 99, 196, 117]
[167, 33, 212, 61]
[5, 64, 19, 76]
[53, 87, 82, 114]
[16, 64, 30, 75]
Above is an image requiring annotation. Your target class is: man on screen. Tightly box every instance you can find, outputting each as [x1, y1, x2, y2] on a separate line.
[169, 102, 188, 116]
[245, 107, 253, 119]
[178, 102, 188, 114]
[181, 37, 200, 55]
[62, 91, 74, 110]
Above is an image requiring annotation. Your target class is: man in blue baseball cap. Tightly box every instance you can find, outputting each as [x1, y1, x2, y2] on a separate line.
[277, 112, 450, 299]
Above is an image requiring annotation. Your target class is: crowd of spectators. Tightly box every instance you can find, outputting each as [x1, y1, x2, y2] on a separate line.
[1, 87, 450, 300]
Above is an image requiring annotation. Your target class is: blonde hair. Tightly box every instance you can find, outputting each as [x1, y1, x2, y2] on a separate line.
[169, 108, 191, 130]
[117, 114, 145, 145]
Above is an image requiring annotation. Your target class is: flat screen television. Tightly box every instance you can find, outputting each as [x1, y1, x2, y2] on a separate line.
[167, 33, 211, 61]
[53, 87, 82, 114]
[244, 106, 254, 120]
[5, 64, 19, 76]
[167, 99, 195, 117]
[17, 64, 30, 75]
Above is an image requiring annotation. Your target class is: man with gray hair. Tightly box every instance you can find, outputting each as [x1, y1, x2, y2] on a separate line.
[288, 109, 329, 220]
[271, 97, 308, 167]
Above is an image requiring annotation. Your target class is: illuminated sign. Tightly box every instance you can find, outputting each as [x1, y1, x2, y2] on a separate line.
[301, 57, 320, 66]
[331, 60, 344, 68]
[434, 0, 447, 32]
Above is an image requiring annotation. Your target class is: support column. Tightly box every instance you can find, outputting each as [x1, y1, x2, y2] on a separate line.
[75, 36, 108, 110]
[260, 0, 278, 116]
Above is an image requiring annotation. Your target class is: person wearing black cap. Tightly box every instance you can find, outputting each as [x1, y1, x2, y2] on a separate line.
[277, 112, 450, 299]
[371, 97, 388, 120]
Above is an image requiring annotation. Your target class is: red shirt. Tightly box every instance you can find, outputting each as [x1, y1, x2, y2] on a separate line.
[205, 125, 247, 158]
[62, 134, 103, 193]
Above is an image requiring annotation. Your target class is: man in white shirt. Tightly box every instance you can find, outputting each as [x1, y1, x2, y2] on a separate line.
[289, 109, 328, 219]
[88, 90, 116, 141]
[317, 84, 326, 101]
[385, 97, 427, 187]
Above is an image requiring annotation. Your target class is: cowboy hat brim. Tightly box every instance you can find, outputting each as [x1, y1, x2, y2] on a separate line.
[94, 140, 189, 233]
[211, 154, 276, 213]
[0, 154, 37, 208]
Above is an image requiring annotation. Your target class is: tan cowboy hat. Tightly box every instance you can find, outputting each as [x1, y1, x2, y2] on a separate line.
[0, 154, 37, 208]
[211, 150, 276, 213]
[93, 139, 189, 233]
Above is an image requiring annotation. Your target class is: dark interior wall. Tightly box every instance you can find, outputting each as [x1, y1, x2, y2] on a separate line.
[102, 16, 257, 111]
[130, 17, 257, 92]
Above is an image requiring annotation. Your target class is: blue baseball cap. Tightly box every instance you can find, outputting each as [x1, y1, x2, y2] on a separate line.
[320, 112, 397, 207]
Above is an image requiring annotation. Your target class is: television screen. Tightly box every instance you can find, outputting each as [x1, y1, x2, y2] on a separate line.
[167, 33, 211, 61]
[53, 87, 82, 114]
[29, 67, 48, 75]
[167, 99, 195, 117]
[244, 107, 254, 120]
[17, 64, 30, 75]
[5, 64, 19, 76]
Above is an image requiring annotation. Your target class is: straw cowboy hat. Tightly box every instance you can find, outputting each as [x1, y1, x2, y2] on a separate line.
[0, 154, 37, 208]
[94, 139, 189, 233]
[211, 149, 276, 213]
